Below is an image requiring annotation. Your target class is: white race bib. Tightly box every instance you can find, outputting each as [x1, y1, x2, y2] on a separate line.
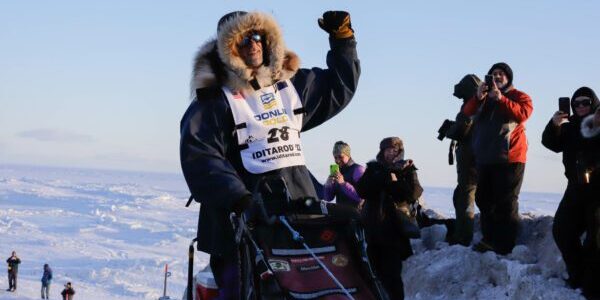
[223, 80, 306, 174]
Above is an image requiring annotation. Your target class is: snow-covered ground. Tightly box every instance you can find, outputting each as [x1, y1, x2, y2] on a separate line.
[0, 164, 204, 300]
[0, 164, 585, 299]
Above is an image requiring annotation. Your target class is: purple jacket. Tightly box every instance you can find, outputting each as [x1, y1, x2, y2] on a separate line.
[324, 160, 365, 208]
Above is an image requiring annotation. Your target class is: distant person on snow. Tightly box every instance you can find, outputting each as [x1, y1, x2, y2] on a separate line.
[463, 63, 533, 255]
[60, 282, 75, 300]
[356, 137, 423, 300]
[579, 107, 600, 299]
[542, 87, 599, 289]
[323, 141, 365, 210]
[41, 263, 53, 299]
[180, 10, 360, 299]
[6, 251, 20, 292]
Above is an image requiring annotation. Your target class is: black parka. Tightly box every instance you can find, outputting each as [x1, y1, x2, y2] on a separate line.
[180, 32, 360, 256]
[356, 160, 423, 259]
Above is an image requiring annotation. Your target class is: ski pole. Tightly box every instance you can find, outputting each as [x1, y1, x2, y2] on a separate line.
[278, 216, 355, 300]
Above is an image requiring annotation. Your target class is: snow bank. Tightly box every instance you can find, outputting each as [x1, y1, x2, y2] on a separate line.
[404, 213, 585, 300]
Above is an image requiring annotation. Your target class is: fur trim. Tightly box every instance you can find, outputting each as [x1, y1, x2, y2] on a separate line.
[190, 11, 300, 96]
[581, 114, 600, 138]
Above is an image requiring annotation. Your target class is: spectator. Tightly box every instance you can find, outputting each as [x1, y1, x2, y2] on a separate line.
[447, 74, 481, 246]
[542, 87, 599, 288]
[323, 141, 365, 209]
[61, 282, 75, 300]
[463, 62, 533, 254]
[356, 137, 423, 300]
[41, 263, 53, 299]
[579, 107, 600, 299]
[6, 251, 20, 292]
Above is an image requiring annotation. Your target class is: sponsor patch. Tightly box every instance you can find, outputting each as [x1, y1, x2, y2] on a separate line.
[260, 93, 277, 110]
[298, 264, 322, 272]
[320, 229, 336, 242]
[268, 259, 290, 272]
[331, 254, 348, 267]
[245, 135, 256, 144]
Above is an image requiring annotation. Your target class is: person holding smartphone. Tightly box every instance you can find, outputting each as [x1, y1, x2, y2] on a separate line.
[462, 62, 533, 255]
[542, 87, 599, 288]
[356, 137, 423, 300]
[323, 141, 365, 210]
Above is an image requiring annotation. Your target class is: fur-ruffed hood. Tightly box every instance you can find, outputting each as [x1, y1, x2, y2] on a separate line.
[190, 12, 300, 97]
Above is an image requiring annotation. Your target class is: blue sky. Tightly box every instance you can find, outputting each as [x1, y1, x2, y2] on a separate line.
[1, 1, 599, 193]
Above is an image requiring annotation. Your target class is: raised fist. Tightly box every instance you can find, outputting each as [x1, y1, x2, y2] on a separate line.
[318, 11, 354, 39]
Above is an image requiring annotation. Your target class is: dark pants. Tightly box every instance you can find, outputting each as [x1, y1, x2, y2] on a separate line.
[552, 182, 586, 285]
[452, 141, 477, 245]
[41, 283, 50, 299]
[582, 183, 600, 299]
[210, 254, 241, 300]
[368, 243, 405, 300]
[8, 271, 16, 290]
[475, 163, 525, 254]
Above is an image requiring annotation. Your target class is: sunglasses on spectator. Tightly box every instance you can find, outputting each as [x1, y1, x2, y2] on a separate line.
[239, 33, 262, 47]
[573, 99, 592, 107]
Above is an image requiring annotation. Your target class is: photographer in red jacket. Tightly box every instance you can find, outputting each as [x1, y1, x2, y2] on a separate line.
[463, 63, 533, 255]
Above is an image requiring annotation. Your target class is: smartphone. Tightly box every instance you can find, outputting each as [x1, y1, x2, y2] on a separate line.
[485, 74, 494, 90]
[329, 164, 340, 176]
[559, 97, 571, 116]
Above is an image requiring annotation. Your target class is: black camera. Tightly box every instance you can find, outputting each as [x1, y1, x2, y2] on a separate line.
[437, 119, 455, 141]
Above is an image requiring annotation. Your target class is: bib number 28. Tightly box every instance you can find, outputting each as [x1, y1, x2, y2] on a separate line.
[267, 126, 290, 143]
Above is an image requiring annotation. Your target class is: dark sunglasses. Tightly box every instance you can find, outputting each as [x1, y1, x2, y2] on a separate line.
[239, 33, 262, 47]
[573, 99, 592, 107]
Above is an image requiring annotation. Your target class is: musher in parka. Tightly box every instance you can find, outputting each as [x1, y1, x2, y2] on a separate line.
[542, 87, 600, 289]
[463, 62, 533, 255]
[180, 10, 360, 299]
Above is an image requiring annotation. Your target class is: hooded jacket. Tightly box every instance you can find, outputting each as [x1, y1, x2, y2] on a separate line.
[180, 12, 360, 256]
[463, 84, 533, 164]
[356, 146, 423, 259]
[542, 87, 600, 182]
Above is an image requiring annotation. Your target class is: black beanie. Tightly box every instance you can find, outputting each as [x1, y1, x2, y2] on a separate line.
[217, 11, 247, 33]
[488, 62, 513, 88]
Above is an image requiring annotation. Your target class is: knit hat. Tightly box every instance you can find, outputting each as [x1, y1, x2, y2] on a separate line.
[332, 141, 351, 157]
[488, 62, 513, 89]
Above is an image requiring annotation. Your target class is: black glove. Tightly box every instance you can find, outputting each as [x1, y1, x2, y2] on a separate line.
[232, 194, 253, 214]
[318, 11, 354, 39]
